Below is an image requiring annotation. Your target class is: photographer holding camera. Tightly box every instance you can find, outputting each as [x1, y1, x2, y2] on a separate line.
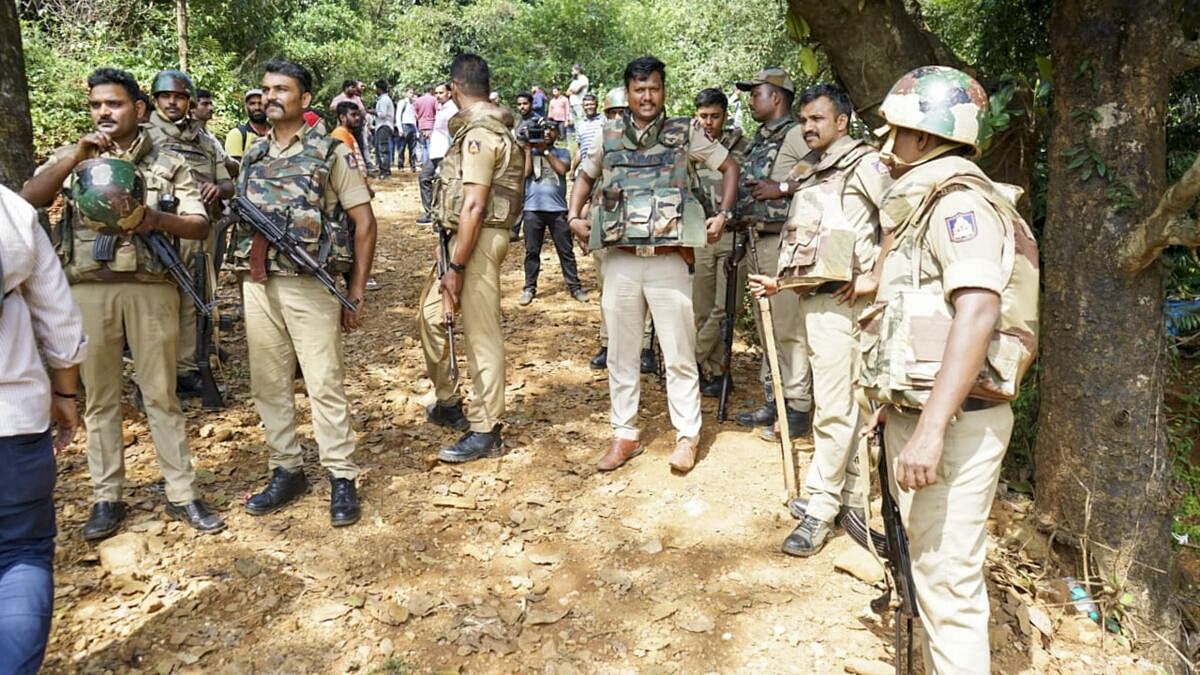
[517, 119, 585, 305]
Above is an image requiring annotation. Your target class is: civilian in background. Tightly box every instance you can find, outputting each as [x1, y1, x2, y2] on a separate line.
[518, 121, 583, 306]
[413, 85, 438, 167]
[373, 80, 396, 177]
[396, 87, 419, 172]
[417, 82, 456, 225]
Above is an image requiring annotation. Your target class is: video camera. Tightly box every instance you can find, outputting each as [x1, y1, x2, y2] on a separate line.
[516, 117, 550, 145]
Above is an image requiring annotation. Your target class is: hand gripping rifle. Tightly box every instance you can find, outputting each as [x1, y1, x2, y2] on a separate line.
[436, 225, 460, 384]
[230, 195, 359, 313]
[716, 228, 748, 422]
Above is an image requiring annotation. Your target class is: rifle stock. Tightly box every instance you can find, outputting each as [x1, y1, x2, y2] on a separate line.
[436, 225, 459, 384]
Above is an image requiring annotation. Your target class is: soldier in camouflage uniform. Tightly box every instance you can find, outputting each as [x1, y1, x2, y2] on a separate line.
[568, 56, 739, 473]
[228, 59, 378, 527]
[142, 69, 234, 396]
[419, 53, 525, 463]
[20, 68, 224, 540]
[861, 66, 1039, 673]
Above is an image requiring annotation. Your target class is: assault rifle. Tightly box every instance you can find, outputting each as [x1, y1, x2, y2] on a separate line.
[436, 225, 460, 384]
[716, 229, 748, 422]
[230, 195, 359, 313]
[189, 249, 224, 409]
[843, 422, 919, 675]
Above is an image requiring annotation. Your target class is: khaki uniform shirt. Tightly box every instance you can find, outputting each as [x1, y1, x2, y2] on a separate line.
[458, 112, 510, 187]
[577, 116, 730, 180]
[766, 117, 810, 182]
[262, 125, 372, 212]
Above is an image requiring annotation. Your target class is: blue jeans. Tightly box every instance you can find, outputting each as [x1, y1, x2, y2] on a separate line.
[374, 125, 394, 175]
[0, 430, 56, 675]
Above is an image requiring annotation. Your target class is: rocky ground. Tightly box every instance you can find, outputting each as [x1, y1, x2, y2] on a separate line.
[42, 173, 1167, 674]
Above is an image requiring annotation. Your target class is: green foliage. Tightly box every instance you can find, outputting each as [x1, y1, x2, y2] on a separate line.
[1165, 371, 1200, 545]
[1002, 363, 1039, 494]
[371, 658, 411, 675]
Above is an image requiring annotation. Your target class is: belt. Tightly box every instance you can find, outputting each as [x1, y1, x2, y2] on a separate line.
[893, 397, 1002, 416]
[616, 245, 684, 257]
[811, 280, 844, 295]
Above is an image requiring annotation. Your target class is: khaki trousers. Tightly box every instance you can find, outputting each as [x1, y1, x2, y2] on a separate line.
[243, 275, 358, 479]
[602, 249, 701, 441]
[885, 403, 1013, 675]
[73, 282, 197, 504]
[751, 232, 811, 410]
[418, 228, 509, 433]
[799, 292, 865, 522]
[176, 230, 216, 372]
[593, 248, 650, 350]
[692, 231, 746, 376]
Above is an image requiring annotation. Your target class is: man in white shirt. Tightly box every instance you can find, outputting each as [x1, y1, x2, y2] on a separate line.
[397, 87, 419, 171]
[373, 80, 397, 177]
[567, 64, 590, 136]
[418, 82, 458, 225]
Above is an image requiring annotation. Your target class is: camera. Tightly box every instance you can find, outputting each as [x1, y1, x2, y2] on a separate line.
[517, 117, 549, 145]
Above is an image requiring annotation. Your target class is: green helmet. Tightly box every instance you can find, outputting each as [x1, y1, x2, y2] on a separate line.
[151, 69, 195, 98]
[70, 158, 147, 235]
[877, 66, 988, 153]
[603, 87, 627, 113]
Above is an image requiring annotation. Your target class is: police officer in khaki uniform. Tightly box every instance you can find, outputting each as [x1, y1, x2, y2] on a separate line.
[419, 53, 524, 463]
[748, 84, 890, 557]
[732, 68, 816, 438]
[21, 68, 224, 540]
[142, 69, 234, 396]
[862, 66, 1039, 674]
[568, 56, 739, 474]
[228, 59, 378, 527]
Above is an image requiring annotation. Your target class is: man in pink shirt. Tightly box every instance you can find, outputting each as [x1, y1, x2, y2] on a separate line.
[413, 84, 439, 165]
[548, 86, 570, 126]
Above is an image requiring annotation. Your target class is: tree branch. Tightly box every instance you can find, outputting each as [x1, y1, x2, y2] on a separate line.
[1173, 37, 1200, 75]
[1121, 151, 1200, 274]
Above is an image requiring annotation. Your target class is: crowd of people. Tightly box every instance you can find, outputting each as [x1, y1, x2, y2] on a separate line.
[0, 48, 1037, 675]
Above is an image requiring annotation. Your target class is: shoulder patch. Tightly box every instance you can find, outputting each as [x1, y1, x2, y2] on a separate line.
[345, 151, 359, 169]
[945, 211, 978, 242]
[873, 159, 890, 175]
[467, 139, 481, 154]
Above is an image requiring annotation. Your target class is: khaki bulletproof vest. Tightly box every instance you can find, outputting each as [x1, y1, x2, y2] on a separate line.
[433, 104, 525, 231]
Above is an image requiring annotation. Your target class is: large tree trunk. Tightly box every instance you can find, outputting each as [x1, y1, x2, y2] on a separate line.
[0, 0, 34, 188]
[1036, 0, 1179, 664]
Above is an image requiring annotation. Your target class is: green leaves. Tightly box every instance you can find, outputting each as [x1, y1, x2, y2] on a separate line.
[799, 47, 819, 77]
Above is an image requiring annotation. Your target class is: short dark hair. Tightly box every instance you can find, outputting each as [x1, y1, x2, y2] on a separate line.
[342, 79, 356, 92]
[623, 56, 666, 88]
[86, 67, 141, 102]
[195, 88, 212, 100]
[449, 53, 490, 97]
[264, 59, 313, 94]
[335, 101, 358, 118]
[516, 91, 533, 104]
[694, 88, 727, 111]
[798, 83, 852, 119]
[375, 79, 388, 92]
[583, 93, 597, 103]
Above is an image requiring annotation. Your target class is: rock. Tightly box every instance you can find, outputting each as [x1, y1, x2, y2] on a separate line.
[234, 558, 262, 579]
[525, 543, 566, 565]
[598, 567, 633, 592]
[199, 423, 215, 438]
[833, 545, 885, 584]
[405, 592, 437, 618]
[122, 428, 136, 447]
[432, 496, 476, 509]
[843, 657, 893, 675]
[525, 606, 569, 625]
[639, 538, 663, 555]
[311, 601, 352, 623]
[97, 533, 149, 577]
[1058, 614, 1101, 646]
[674, 611, 714, 633]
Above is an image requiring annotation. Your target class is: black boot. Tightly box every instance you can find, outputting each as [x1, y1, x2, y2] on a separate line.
[82, 501, 128, 542]
[589, 346, 608, 370]
[176, 371, 204, 399]
[165, 499, 226, 533]
[699, 372, 726, 398]
[245, 467, 309, 515]
[640, 348, 656, 374]
[438, 424, 503, 463]
[735, 402, 776, 428]
[426, 400, 469, 431]
[781, 515, 833, 557]
[329, 477, 361, 527]
[785, 407, 813, 438]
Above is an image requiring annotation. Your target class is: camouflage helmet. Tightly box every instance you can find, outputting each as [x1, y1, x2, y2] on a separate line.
[70, 158, 147, 235]
[603, 87, 628, 112]
[877, 66, 988, 153]
[151, 69, 195, 98]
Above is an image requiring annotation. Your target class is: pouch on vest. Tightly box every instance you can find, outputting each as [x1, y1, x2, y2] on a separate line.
[777, 179, 854, 289]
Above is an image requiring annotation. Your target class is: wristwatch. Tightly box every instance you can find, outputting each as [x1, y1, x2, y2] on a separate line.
[718, 208, 734, 221]
[778, 181, 791, 196]
[448, 261, 466, 273]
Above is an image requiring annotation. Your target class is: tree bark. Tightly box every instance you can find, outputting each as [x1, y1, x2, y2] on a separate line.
[176, 0, 189, 71]
[0, 0, 34, 188]
[1036, 0, 1180, 665]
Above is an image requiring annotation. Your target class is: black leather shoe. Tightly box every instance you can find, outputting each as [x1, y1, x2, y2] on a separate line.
[82, 501, 128, 542]
[426, 401, 470, 431]
[781, 515, 832, 557]
[165, 499, 226, 533]
[245, 467, 309, 515]
[789, 496, 864, 526]
[700, 373, 726, 398]
[176, 371, 204, 398]
[589, 346, 608, 370]
[735, 402, 776, 428]
[786, 407, 813, 437]
[640, 348, 656, 374]
[329, 477, 361, 527]
[438, 424, 503, 463]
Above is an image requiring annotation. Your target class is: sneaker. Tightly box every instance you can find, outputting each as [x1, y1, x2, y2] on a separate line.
[571, 288, 587, 302]
[365, 277, 381, 291]
[518, 289, 535, 306]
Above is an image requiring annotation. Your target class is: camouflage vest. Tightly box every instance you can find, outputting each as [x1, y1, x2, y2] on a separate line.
[777, 139, 875, 288]
[693, 128, 747, 218]
[589, 113, 707, 249]
[230, 129, 354, 275]
[736, 115, 799, 232]
[433, 103, 524, 230]
[144, 114, 221, 185]
[56, 136, 182, 284]
[859, 158, 1040, 408]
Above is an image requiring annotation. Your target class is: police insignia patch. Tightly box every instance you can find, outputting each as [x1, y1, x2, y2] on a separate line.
[345, 152, 358, 169]
[468, 140, 481, 154]
[945, 211, 978, 242]
[873, 159, 890, 175]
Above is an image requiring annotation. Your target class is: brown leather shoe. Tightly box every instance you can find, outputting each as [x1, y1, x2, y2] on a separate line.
[669, 437, 698, 473]
[597, 438, 643, 471]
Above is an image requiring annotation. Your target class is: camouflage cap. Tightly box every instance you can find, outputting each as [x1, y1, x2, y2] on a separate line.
[603, 87, 628, 112]
[151, 69, 195, 97]
[876, 65, 988, 153]
[735, 67, 795, 94]
[71, 158, 147, 235]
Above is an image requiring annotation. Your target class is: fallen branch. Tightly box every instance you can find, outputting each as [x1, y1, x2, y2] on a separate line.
[1121, 152, 1200, 274]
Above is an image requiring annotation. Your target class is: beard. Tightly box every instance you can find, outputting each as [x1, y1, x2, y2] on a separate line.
[250, 112, 268, 124]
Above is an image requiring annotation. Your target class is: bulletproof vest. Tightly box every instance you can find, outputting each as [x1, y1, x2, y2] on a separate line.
[230, 129, 354, 275]
[736, 115, 799, 232]
[693, 128, 746, 218]
[859, 157, 1040, 408]
[144, 114, 221, 185]
[777, 139, 875, 287]
[589, 113, 707, 249]
[57, 137, 182, 284]
[433, 103, 525, 231]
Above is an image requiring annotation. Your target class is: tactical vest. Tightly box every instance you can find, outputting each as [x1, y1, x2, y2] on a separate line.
[432, 104, 525, 231]
[859, 161, 1040, 408]
[736, 116, 799, 233]
[144, 115, 221, 185]
[693, 128, 746, 218]
[589, 114, 707, 249]
[230, 130, 354, 275]
[777, 140, 875, 288]
[56, 140, 181, 284]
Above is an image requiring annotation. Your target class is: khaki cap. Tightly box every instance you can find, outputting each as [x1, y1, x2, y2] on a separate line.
[735, 67, 795, 94]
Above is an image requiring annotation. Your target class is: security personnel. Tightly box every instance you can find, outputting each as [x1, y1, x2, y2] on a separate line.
[691, 88, 748, 395]
[20, 67, 224, 540]
[142, 69, 234, 397]
[732, 67, 814, 438]
[419, 53, 524, 463]
[228, 58, 378, 527]
[747, 83, 891, 557]
[862, 66, 1038, 673]
[568, 56, 739, 474]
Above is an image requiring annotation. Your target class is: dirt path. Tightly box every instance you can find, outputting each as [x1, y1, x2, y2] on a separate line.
[42, 175, 1158, 674]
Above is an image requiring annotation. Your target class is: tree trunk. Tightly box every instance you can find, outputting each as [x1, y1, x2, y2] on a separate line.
[0, 0, 34, 188]
[175, 0, 189, 71]
[1036, 0, 1179, 664]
